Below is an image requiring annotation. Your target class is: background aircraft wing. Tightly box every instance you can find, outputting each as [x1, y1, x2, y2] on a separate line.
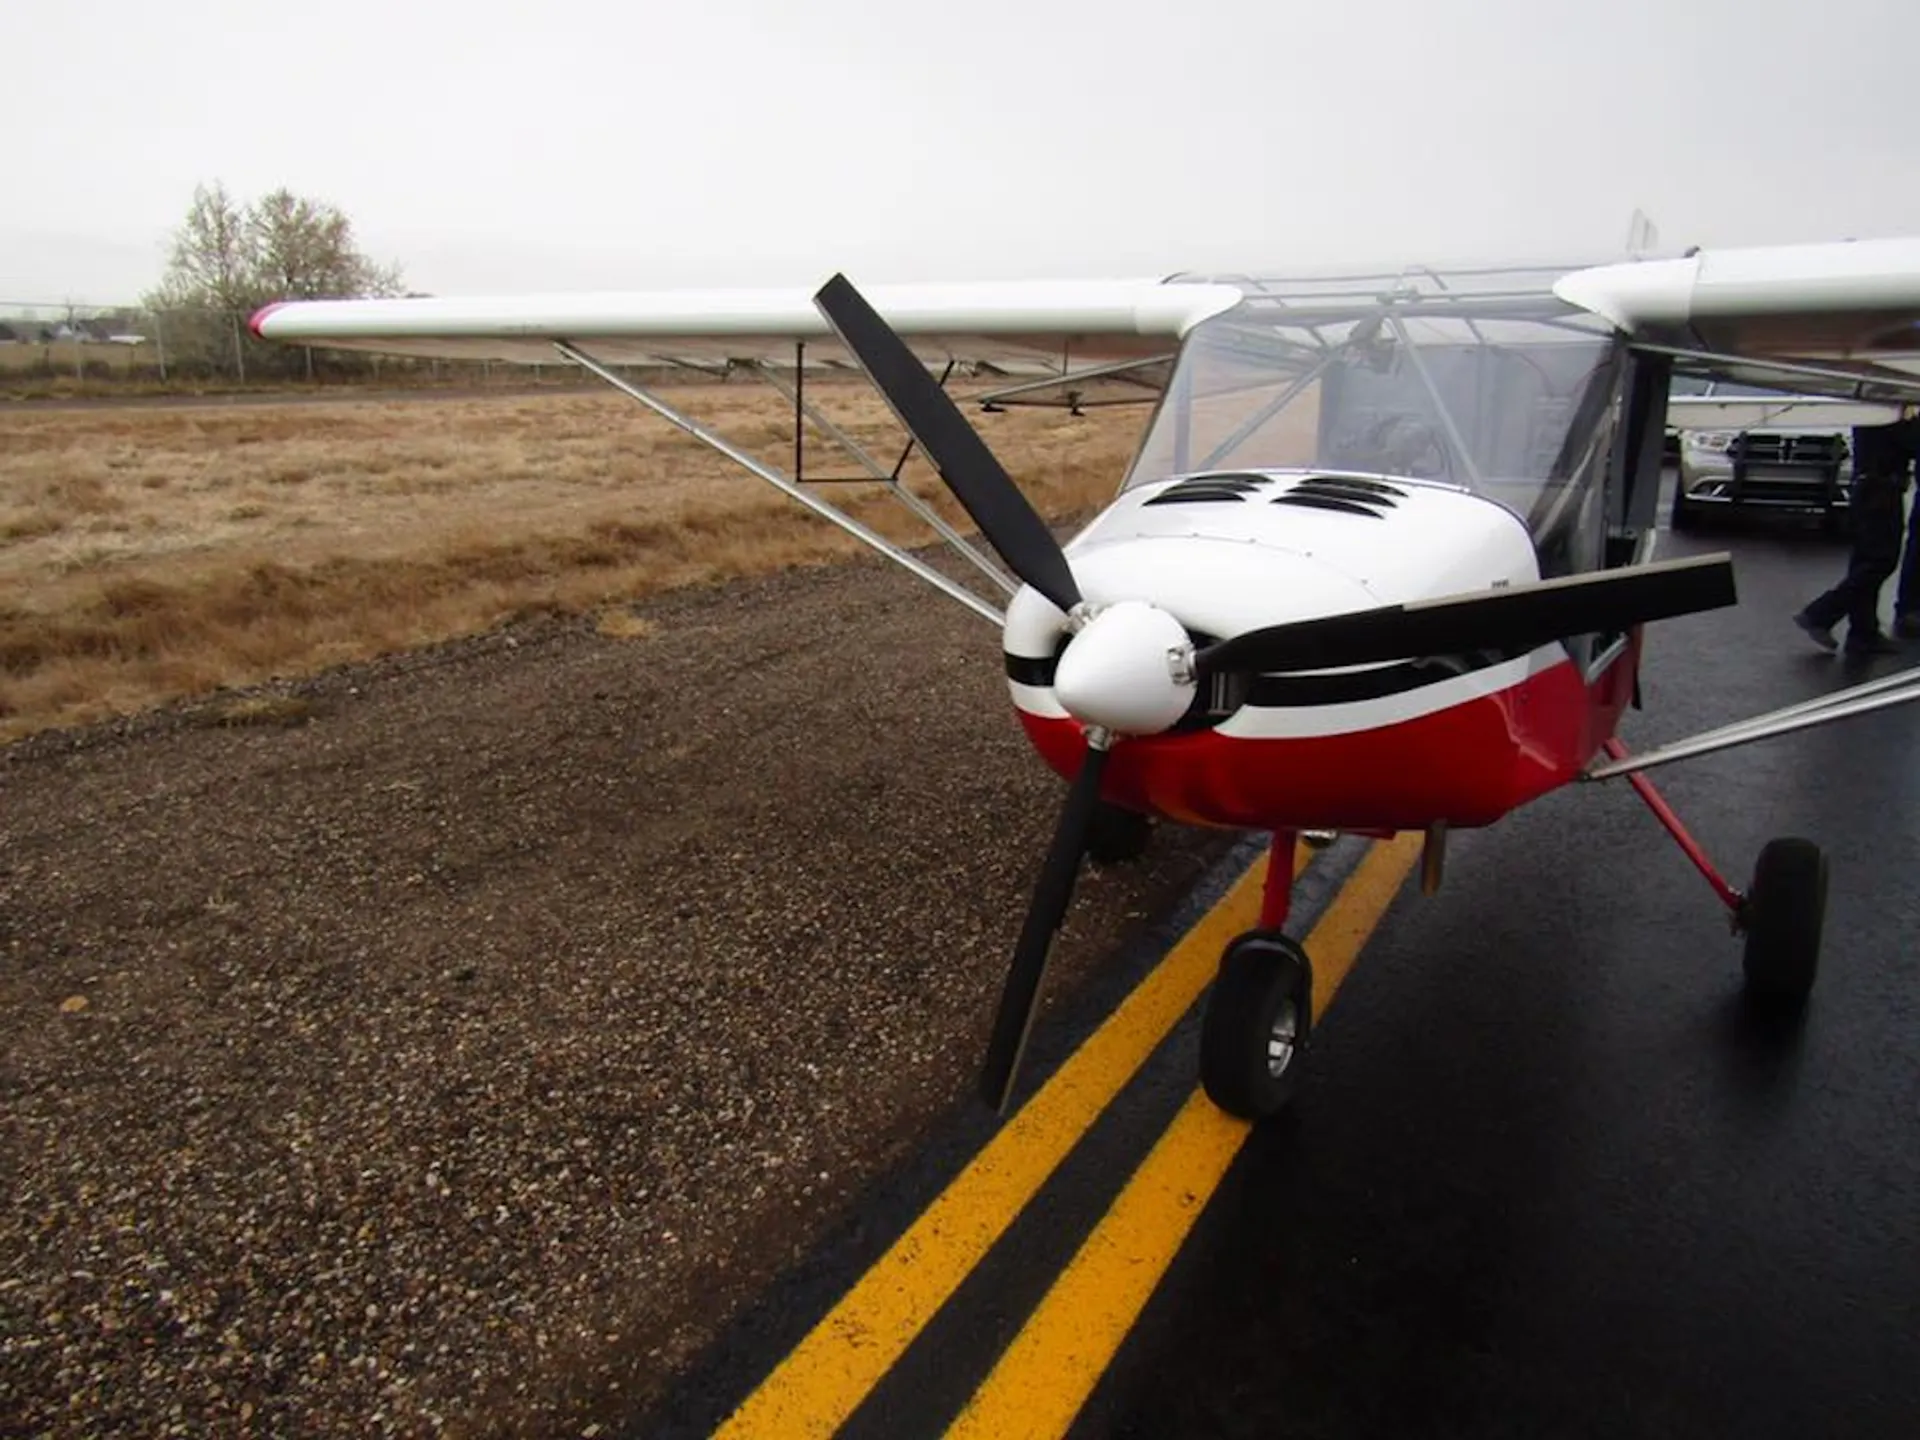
[249, 279, 1245, 374]
[1553, 237, 1920, 402]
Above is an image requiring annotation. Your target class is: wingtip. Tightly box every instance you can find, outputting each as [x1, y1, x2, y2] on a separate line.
[246, 301, 286, 340]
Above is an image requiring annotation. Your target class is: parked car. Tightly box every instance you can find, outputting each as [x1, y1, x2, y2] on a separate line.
[1666, 378, 1899, 533]
[1666, 384, 1904, 537]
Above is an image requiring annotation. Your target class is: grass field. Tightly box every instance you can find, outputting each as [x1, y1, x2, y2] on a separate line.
[0, 381, 1144, 741]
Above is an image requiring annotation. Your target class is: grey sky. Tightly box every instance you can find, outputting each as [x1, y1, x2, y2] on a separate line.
[6, 0, 1919, 306]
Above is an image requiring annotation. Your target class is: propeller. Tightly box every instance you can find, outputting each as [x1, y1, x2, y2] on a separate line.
[812, 273, 1082, 618]
[814, 273, 1129, 1112]
[1192, 552, 1738, 680]
[976, 734, 1112, 1112]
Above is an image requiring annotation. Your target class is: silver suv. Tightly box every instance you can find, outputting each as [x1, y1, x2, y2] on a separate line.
[1668, 378, 1863, 533]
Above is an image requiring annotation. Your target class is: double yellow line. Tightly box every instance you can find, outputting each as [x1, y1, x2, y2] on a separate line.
[717, 834, 1422, 1438]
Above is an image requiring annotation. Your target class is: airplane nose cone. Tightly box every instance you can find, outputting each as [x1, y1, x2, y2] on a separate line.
[1054, 601, 1195, 735]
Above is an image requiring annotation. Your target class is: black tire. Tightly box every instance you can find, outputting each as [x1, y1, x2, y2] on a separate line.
[1086, 801, 1152, 865]
[1741, 837, 1828, 1009]
[1200, 932, 1313, 1119]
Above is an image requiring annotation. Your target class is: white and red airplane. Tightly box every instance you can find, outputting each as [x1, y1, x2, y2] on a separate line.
[252, 237, 1920, 1120]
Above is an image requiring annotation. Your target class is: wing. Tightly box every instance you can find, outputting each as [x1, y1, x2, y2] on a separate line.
[1553, 237, 1920, 401]
[248, 278, 1245, 374]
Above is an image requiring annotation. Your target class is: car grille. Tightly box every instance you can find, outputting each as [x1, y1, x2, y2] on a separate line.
[1734, 433, 1847, 468]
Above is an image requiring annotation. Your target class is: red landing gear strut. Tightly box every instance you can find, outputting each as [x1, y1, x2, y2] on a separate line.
[1259, 828, 1298, 929]
[1601, 737, 1828, 1010]
[1603, 738, 1743, 915]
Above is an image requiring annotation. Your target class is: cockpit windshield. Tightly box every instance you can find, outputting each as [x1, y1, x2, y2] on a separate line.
[1124, 266, 1624, 551]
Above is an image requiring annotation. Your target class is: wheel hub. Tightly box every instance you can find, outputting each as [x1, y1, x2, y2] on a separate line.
[1266, 998, 1299, 1078]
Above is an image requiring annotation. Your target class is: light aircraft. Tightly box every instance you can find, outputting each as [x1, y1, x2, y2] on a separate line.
[251, 237, 1920, 1121]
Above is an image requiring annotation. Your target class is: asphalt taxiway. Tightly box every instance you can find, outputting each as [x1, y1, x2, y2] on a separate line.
[637, 503, 1920, 1439]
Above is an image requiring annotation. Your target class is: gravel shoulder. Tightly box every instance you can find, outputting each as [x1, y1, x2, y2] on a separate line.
[1, 553, 1239, 1438]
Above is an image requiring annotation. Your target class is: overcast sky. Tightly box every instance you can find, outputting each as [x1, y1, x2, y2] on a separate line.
[5, 0, 1919, 307]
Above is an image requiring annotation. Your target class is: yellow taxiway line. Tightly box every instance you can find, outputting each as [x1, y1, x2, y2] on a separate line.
[944, 831, 1424, 1438]
[717, 832, 1424, 1439]
[714, 842, 1294, 1439]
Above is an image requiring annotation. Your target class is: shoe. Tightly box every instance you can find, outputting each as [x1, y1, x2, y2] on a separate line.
[1793, 610, 1839, 651]
[1896, 612, 1920, 640]
[1843, 631, 1902, 656]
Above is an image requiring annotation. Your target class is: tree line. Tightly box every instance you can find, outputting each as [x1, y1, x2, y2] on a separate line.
[139, 181, 408, 382]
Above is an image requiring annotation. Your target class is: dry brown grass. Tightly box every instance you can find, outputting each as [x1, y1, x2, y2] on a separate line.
[0, 382, 1145, 740]
[198, 691, 316, 727]
[593, 607, 659, 640]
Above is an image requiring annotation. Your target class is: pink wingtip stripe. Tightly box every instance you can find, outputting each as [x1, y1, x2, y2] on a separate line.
[247, 302, 286, 339]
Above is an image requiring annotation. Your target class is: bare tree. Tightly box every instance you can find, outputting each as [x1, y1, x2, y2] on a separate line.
[144, 181, 406, 379]
[249, 188, 403, 301]
[150, 182, 256, 312]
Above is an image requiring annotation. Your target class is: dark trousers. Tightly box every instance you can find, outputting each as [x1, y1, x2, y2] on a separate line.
[1898, 487, 1920, 618]
[1804, 472, 1907, 637]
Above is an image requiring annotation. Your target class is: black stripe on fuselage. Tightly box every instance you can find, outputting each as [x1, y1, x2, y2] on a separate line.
[1002, 642, 1537, 708]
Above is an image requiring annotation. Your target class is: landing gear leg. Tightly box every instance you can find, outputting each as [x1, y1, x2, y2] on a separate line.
[1201, 831, 1314, 1120]
[1602, 738, 1827, 1011]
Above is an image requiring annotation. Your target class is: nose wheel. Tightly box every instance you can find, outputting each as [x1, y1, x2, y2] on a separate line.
[1199, 931, 1314, 1120]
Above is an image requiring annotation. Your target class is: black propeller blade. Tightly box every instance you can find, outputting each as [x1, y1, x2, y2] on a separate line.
[1195, 552, 1737, 678]
[978, 739, 1112, 1114]
[811, 273, 1083, 617]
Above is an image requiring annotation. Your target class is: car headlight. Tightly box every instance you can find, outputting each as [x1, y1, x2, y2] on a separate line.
[1683, 431, 1735, 454]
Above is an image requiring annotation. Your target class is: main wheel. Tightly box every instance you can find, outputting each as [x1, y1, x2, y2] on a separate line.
[1086, 801, 1152, 865]
[1740, 837, 1828, 1010]
[1200, 932, 1313, 1120]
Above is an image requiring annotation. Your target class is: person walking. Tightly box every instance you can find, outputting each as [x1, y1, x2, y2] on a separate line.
[1894, 475, 1920, 639]
[1794, 408, 1920, 655]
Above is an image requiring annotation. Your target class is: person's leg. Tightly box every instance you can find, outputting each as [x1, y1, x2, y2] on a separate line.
[1840, 473, 1906, 647]
[1797, 571, 1853, 648]
[1801, 472, 1898, 648]
[1895, 488, 1920, 635]
[1843, 552, 1900, 651]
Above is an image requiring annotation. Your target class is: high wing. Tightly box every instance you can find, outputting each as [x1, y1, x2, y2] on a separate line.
[253, 239, 1920, 388]
[249, 279, 1244, 375]
[1552, 236, 1920, 402]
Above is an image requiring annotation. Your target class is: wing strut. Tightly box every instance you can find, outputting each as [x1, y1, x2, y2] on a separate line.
[1582, 665, 1920, 779]
[747, 356, 1018, 597]
[552, 340, 1007, 625]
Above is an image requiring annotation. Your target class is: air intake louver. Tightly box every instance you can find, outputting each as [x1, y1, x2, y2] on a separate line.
[1143, 473, 1274, 506]
[1271, 475, 1408, 519]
